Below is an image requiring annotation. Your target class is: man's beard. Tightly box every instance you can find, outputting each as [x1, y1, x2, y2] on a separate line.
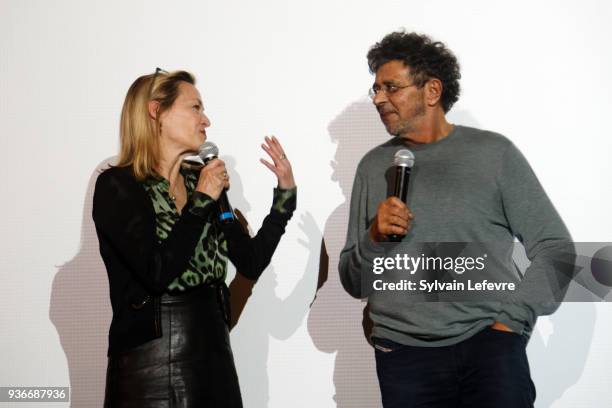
[387, 100, 426, 137]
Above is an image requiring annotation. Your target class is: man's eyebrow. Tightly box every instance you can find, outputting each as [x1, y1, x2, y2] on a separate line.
[373, 80, 398, 87]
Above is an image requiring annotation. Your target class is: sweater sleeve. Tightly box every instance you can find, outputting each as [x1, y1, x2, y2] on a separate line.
[92, 169, 216, 294]
[494, 143, 576, 335]
[338, 169, 386, 299]
[222, 187, 297, 280]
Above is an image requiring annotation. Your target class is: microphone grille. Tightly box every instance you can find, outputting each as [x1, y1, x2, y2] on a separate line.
[394, 149, 415, 168]
[198, 141, 219, 161]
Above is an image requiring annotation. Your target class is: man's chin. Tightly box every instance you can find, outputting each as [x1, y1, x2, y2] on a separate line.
[384, 124, 400, 137]
[386, 122, 413, 138]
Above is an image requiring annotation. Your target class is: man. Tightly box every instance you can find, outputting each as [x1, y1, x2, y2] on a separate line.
[339, 31, 573, 407]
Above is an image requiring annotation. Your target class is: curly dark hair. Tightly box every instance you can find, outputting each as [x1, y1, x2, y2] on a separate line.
[367, 31, 461, 113]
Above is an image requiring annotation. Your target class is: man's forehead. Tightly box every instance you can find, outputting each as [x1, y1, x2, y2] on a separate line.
[375, 60, 411, 82]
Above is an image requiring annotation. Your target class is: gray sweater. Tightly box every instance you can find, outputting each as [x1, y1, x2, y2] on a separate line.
[339, 125, 573, 347]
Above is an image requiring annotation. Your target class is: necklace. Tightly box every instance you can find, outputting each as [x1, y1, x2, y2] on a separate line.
[168, 184, 178, 201]
[168, 173, 184, 202]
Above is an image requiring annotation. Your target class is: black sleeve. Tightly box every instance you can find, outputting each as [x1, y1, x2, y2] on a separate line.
[92, 168, 216, 294]
[222, 187, 297, 281]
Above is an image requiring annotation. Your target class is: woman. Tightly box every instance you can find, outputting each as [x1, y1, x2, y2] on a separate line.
[92, 69, 296, 407]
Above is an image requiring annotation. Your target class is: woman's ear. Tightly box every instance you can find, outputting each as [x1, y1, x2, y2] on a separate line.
[148, 100, 160, 120]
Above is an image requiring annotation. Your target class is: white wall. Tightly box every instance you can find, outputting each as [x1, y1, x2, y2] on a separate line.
[1, 0, 611, 406]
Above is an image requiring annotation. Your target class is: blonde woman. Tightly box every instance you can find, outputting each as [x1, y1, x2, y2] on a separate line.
[93, 69, 296, 407]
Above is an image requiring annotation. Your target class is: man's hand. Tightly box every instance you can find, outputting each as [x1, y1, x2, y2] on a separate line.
[491, 321, 514, 332]
[369, 197, 414, 242]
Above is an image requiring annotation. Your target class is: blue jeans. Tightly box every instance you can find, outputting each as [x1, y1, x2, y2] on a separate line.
[374, 327, 536, 408]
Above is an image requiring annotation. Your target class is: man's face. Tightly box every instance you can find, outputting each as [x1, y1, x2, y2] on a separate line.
[372, 60, 426, 137]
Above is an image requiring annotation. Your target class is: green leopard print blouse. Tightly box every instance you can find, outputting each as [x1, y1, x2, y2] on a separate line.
[143, 167, 296, 292]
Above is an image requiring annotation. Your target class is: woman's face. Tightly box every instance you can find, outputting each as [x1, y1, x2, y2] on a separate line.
[159, 81, 210, 153]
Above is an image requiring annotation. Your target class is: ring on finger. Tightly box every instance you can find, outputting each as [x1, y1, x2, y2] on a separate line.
[279, 153, 286, 160]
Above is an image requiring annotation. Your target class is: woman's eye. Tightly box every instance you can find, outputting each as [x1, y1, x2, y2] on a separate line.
[193, 105, 201, 111]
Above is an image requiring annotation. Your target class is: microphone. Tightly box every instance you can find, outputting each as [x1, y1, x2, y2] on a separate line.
[198, 141, 235, 224]
[388, 149, 415, 242]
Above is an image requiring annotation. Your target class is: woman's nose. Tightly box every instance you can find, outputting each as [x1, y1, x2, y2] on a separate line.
[201, 113, 211, 127]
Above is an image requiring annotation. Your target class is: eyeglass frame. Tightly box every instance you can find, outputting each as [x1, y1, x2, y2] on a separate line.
[147, 67, 169, 134]
[368, 82, 419, 100]
[148, 67, 169, 100]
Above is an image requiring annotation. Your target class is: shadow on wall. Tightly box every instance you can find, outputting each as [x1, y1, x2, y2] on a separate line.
[307, 99, 389, 408]
[511, 245, 596, 408]
[224, 156, 320, 407]
[49, 158, 115, 407]
[529, 302, 596, 407]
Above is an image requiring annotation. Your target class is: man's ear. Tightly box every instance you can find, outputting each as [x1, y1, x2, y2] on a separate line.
[148, 100, 160, 120]
[425, 78, 443, 108]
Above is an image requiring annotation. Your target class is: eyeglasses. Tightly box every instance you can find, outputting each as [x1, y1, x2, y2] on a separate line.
[148, 67, 168, 100]
[368, 83, 416, 100]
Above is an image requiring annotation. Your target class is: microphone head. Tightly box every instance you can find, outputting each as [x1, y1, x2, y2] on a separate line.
[394, 149, 415, 168]
[198, 141, 219, 161]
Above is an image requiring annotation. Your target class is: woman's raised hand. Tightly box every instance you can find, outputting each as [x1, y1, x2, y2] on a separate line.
[260, 136, 296, 189]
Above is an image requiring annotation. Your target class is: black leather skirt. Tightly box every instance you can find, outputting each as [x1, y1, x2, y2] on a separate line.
[104, 284, 243, 408]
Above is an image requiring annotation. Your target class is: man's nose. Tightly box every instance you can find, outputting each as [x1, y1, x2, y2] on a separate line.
[372, 90, 389, 106]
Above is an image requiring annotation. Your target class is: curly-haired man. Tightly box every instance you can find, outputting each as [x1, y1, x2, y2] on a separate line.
[339, 31, 573, 407]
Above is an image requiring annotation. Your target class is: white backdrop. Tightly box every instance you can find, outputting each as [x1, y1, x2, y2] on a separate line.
[1, 0, 611, 407]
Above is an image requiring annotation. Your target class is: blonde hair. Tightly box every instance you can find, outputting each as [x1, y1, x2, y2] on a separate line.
[117, 70, 196, 180]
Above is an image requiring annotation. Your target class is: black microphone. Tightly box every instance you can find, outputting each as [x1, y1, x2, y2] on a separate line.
[198, 141, 235, 224]
[388, 149, 415, 242]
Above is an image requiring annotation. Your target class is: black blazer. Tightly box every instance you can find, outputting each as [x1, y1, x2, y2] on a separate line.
[92, 166, 295, 355]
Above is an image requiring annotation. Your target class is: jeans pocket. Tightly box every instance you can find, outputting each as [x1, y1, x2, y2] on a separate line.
[487, 326, 528, 348]
[488, 325, 520, 336]
[373, 337, 405, 354]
